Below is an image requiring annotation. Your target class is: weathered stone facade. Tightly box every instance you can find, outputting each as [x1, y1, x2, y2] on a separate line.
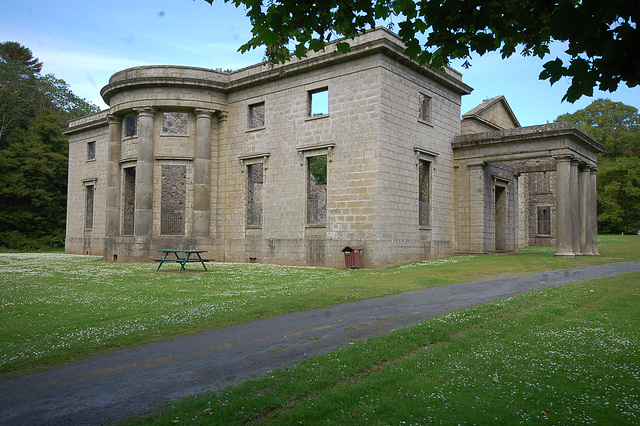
[64, 29, 602, 268]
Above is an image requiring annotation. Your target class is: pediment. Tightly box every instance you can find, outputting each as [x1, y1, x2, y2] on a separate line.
[462, 95, 521, 133]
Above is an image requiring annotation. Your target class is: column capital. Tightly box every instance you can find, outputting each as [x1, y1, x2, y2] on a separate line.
[590, 166, 599, 174]
[194, 108, 216, 118]
[467, 161, 486, 169]
[107, 114, 122, 124]
[217, 111, 229, 122]
[134, 106, 155, 117]
[554, 155, 573, 163]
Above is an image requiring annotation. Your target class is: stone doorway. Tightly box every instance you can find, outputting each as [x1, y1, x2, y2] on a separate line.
[494, 183, 507, 252]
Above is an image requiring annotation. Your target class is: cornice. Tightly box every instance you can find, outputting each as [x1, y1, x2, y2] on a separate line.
[100, 28, 472, 106]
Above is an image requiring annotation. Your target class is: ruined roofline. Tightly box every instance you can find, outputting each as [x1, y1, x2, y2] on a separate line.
[100, 27, 472, 105]
[452, 122, 605, 154]
[63, 110, 109, 136]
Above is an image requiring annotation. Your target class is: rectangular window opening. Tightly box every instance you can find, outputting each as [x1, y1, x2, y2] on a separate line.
[124, 115, 137, 138]
[85, 184, 94, 229]
[537, 206, 551, 235]
[419, 93, 431, 123]
[307, 155, 327, 225]
[246, 163, 264, 226]
[248, 102, 265, 129]
[419, 159, 431, 227]
[87, 141, 96, 160]
[122, 167, 136, 235]
[309, 88, 329, 117]
[161, 165, 186, 235]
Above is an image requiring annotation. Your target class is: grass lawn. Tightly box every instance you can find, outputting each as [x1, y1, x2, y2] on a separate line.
[1, 235, 639, 378]
[133, 271, 640, 424]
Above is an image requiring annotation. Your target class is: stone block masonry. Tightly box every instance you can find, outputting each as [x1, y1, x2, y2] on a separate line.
[64, 28, 601, 268]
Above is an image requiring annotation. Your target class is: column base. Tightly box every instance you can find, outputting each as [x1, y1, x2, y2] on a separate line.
[554, 251, 575, 258]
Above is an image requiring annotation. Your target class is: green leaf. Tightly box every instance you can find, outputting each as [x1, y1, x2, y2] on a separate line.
[336, 42, 351, 53]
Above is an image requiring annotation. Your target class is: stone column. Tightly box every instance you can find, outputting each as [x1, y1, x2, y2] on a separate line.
[134, 107, 155, 237]
[554, 156, 574, 257]
[571, 159, 581, 255]
[579, 165, 593, 255]
[106, 115, 122, 237]
[590, 168, 599, 255]
[193, 109, 214, 238]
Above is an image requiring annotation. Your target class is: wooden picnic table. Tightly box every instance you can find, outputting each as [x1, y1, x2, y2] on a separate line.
[151, 249, 212, 272]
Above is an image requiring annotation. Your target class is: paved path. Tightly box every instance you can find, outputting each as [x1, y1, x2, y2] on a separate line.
[2, 261, 639, 425]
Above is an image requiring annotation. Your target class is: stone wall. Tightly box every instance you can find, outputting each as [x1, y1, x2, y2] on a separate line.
[217, 52, 387, 267]
[65, 112, 109, 255]
[376, 54, 462, 263]
[65, 28, 472, 268]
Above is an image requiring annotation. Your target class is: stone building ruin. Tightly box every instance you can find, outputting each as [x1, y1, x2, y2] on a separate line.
[64, 28, 602, 268]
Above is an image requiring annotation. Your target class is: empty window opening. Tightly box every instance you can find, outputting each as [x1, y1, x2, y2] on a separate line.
[87, 141, 96, 160]
[309, 88, 329, 116]
[419, 159, 431, 227]
[537, 206, 551, 235]
[249, 102, 265, 129]
[124, 115, 137, 137]
[162, 112, 188, 135]
[307, 155, 327, 225]
[85, 184, 94, 229]
[161, 165, 186, 235]
[122, 167, 136, 235]
[419, 93, 431, 123]
[246, 163, 264, 226]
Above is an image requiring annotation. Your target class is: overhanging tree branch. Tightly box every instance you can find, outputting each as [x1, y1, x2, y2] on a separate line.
[205, 0, 639, 102]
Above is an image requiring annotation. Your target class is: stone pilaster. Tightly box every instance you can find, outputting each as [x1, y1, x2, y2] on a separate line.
[554, 156, 574, 257]
[590, 168, 599, 255]
[134, 107, 154, 237]
[468, 162, 487, 253]
[579, 165, 592, 255]
[106, 115, 122, 237]
[571, 159, 581, 255]
[193, 108, 215, 238]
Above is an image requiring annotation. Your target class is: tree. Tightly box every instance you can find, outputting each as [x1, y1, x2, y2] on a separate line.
[595, 156, 640, 234]
[557, 99, 640, 233]
[557, 99, 640, 158]
[0, 60, 41, 143]
[208, 0, 639, 102]
[0, 41, 42, 73]
[38, 73, 100, 122]
[1, 49, 98, 143]
[0, 109, 69, 248]
[0, 41, 99, 248]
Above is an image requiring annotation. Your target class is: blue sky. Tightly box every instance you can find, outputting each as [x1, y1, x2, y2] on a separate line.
[2, 0, 638, 126]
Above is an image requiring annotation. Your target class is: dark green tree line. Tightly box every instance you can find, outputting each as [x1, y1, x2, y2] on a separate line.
[0, 41, 99, 249]
[557, 99, 640, 234]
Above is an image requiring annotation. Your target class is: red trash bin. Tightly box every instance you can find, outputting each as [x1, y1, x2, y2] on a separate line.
[342, 246, 363, 269]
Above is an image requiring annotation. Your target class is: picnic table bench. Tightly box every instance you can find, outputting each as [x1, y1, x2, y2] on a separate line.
[151, 249, 213, 272]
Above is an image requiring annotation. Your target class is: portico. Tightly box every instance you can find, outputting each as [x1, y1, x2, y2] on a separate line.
[452, 123, 603, 257]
